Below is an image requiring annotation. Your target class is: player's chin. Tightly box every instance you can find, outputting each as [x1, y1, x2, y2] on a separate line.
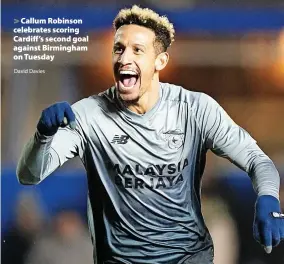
[116, 78, 140, 102]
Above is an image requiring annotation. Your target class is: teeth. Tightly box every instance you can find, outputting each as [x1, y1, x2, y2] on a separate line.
[119, 70, 137, 75]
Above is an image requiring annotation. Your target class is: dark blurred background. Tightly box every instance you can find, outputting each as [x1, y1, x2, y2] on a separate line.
[1, 1, 284, 264]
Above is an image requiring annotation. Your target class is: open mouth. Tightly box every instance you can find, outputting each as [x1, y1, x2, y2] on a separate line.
[118, 70, 139, 91]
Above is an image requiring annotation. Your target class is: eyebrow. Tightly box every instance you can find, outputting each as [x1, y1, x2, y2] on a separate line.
[133, 43, 146, 49]
[113, 42, 146, 49]
[113, 42, 124, 46]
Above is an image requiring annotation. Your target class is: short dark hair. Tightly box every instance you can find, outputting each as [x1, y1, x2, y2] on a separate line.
[113, 5, 175, 54]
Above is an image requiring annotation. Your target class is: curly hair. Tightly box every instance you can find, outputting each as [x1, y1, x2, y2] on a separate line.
[113, 5, 175, 54]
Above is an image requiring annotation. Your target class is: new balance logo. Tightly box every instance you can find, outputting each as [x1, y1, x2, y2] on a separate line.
[111, 135, 130, 144]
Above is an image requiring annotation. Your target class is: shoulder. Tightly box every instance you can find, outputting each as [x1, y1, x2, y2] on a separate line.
[161, 82, 215, 109]
[71, 87, 115, 114]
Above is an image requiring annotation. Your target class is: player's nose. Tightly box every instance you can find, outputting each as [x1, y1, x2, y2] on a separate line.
[118, 48, 134, 64]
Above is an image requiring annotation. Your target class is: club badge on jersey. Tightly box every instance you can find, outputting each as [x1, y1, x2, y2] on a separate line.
[160, 129, 185, 149]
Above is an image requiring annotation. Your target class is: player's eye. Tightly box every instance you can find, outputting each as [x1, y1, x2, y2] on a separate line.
[113, 47, 123, 54]
[134, 47, 143, 54]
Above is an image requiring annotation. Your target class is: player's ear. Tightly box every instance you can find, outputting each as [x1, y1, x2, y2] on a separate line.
[155, 52, 169, 71]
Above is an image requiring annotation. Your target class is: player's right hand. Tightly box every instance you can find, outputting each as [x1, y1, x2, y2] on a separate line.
[37, 101, 76, 136]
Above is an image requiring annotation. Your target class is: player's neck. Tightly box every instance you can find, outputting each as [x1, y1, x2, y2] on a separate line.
[127, 80, 160, 115]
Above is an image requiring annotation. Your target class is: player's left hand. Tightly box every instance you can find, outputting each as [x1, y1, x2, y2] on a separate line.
[253, 195, 284, 254]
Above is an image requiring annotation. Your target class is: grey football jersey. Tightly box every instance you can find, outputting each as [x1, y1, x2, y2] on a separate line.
[17, 82, 280, 264]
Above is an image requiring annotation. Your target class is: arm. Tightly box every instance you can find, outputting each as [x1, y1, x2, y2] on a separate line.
[194, 93, 279, 198]
[16, 101, 88, 185]
[194, 93, 283, 253]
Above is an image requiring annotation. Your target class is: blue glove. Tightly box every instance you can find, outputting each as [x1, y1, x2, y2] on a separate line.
[37, 101, 76, 136]
[253, 195, 284, 254]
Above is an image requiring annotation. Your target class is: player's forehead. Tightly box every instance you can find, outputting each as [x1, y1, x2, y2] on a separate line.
[114, 24, 155, 47]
